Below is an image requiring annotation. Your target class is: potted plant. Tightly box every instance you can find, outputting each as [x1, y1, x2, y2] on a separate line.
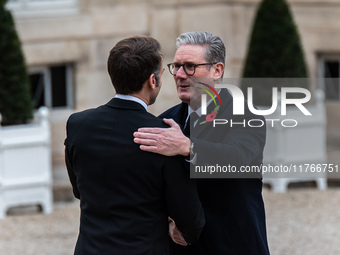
[0, 0, 53, 218]
[240, 0, 327, 192]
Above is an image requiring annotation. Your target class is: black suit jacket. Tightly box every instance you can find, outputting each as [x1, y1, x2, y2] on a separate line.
[159, 89, 270, 255]
[65, 98, 205, 255]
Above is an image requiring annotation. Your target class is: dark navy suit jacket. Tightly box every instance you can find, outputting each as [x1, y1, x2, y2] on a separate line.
[160, 89, 270, 255]
[65, 98, 205, 255]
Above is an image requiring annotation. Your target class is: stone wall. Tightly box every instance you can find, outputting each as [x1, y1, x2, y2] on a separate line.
[9, 0, 340, 167]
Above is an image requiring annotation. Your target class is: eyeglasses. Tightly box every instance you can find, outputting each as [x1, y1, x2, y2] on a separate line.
[167, 62, 216, 76]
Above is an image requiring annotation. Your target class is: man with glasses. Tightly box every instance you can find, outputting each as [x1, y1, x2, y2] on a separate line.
[134, 32, 270, 255]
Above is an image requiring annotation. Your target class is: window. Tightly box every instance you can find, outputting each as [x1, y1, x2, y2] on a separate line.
[6, 0, 78, 16]
[319, 56, 340, 101]
[29, 64, 74, 110]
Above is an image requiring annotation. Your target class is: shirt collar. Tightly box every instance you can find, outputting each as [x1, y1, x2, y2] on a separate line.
[186, 88, 222, 121]
[115, 94, 148, 111]
[186, 94, 216, 123]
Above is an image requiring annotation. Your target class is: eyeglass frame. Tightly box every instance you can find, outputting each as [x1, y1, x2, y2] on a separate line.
[167, 62, 217, 76]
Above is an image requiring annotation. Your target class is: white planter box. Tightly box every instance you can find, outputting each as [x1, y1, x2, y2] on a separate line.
[0, 107, 53, 218]
[262, 90, 328, 192]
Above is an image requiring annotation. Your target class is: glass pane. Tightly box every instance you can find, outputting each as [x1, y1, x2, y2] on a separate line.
[324, 61, 340, 100]
[51, 65, 67, 108]
[324, 61, 339, 78]
[29, 73, 45, 109]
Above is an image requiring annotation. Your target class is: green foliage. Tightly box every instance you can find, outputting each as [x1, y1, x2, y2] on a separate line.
[0, 0, 7, 8]
[0, 2, 34, 125]
[241, 0, 308, 106]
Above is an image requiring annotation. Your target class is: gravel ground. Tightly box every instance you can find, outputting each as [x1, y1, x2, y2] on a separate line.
[1, 186, 340, 255]
[264, 186, 340, 255]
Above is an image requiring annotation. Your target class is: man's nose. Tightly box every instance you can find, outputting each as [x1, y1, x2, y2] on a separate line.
[175, 66, 188, 79]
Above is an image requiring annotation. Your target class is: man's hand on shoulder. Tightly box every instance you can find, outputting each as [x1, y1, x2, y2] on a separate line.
[133, 118, 190, 156]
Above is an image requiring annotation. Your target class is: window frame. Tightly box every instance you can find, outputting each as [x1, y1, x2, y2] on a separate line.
[28, 64, 74, 110]
[319, 55, 340, 102]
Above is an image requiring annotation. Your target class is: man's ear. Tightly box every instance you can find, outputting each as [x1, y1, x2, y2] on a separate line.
[213, 63, 224, 80]
[148, 73, 156, 89]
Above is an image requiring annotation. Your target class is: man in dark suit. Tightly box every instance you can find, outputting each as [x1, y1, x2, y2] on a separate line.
[64, 36, 205, 255]
[134, 32, 270, 254]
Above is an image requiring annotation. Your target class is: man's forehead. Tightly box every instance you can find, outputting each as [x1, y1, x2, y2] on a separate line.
[174, 44, 206, 62]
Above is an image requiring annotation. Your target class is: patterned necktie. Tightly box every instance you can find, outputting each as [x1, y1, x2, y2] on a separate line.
[183, 111, 199, 137]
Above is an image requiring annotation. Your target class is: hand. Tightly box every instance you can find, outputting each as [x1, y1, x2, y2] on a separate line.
[133, 118, 190, 156]
[168, 217, 188, 246]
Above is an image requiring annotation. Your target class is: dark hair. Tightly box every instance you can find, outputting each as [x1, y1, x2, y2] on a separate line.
[107, 36, 162, 94]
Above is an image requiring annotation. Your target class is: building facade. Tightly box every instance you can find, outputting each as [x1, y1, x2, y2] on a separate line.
[6, 0, 340, 169]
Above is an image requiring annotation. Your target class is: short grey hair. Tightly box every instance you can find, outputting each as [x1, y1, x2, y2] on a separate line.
[176, 31, 226, 65]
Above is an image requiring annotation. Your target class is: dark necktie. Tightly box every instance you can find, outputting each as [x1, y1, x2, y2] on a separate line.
[183, 112, 199, 137]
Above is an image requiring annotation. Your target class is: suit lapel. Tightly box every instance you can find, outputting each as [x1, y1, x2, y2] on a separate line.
[192, 89, 232, 137]
[170, 103, 188, 131]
